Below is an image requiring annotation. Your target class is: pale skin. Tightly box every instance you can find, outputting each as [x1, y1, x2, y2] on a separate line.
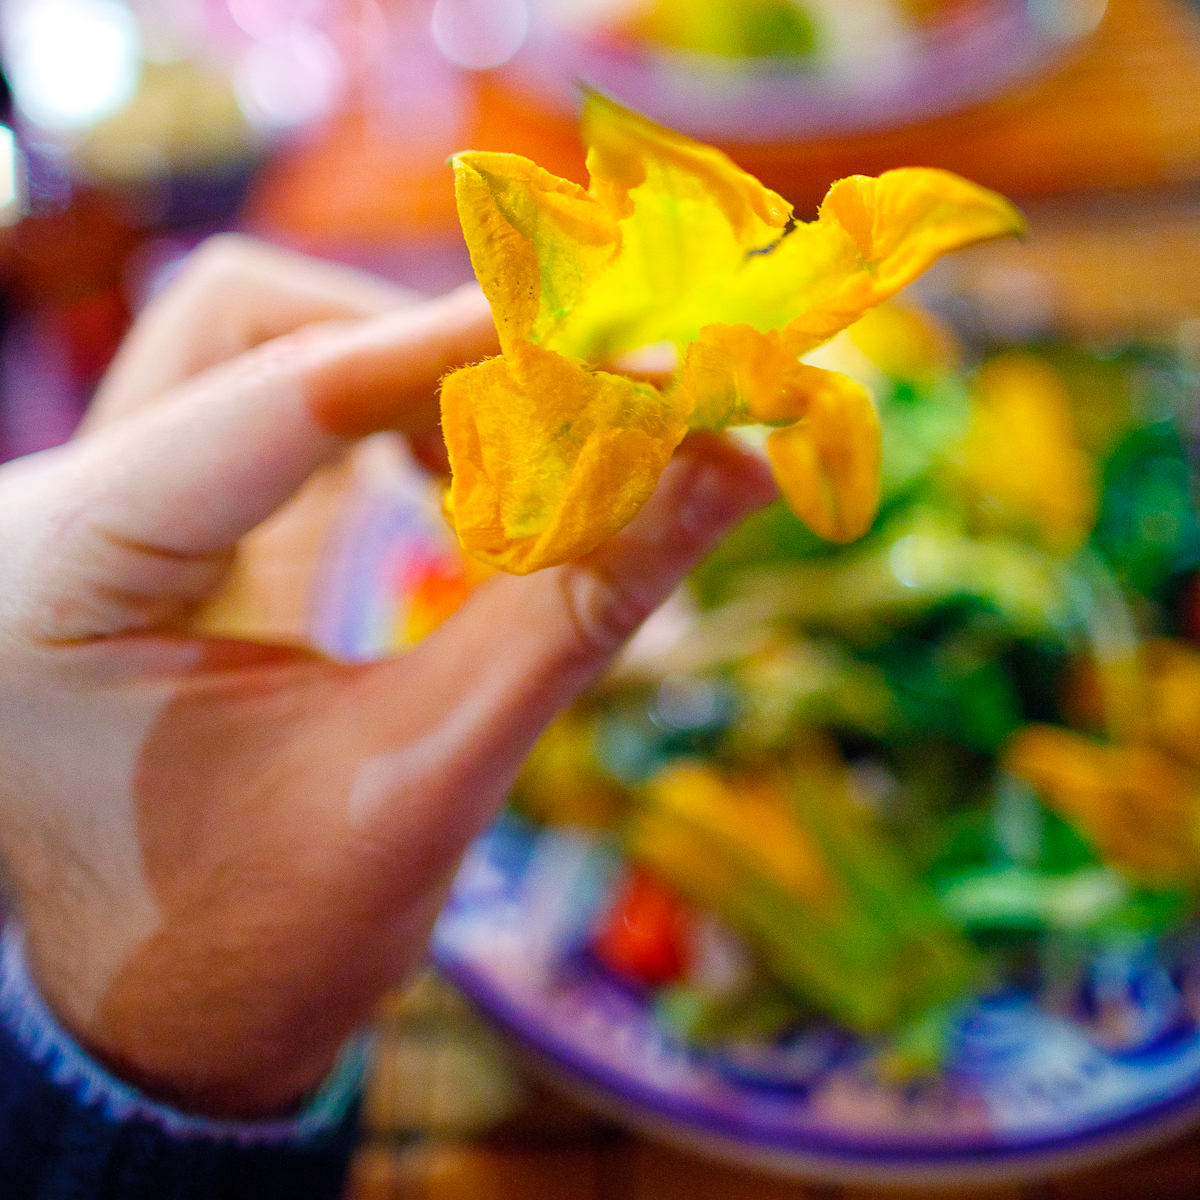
[0, 235, 777, 1118]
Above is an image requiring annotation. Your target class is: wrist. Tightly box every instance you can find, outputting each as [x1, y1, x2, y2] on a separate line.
[0, 923, 369, 1137]
[19, 905, 367, 1119]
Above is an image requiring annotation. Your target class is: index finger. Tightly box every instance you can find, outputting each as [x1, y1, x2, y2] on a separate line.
[85, 235, 428, 430]
[7, 285, 497, 644]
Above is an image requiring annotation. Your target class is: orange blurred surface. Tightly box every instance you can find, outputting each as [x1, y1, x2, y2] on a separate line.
[248, 0, 1200, 247]
[732, 0, 1200, 211]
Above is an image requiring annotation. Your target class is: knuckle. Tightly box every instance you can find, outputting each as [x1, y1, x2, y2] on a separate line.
[189, 231, 257, 270]
[558, 564, 656, 662]
[174, 233, 264, 299]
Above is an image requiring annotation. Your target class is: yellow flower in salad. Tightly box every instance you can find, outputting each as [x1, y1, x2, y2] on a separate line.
[1006, 639, 1200, 887]
[626, 749, 979, 1034]
[1005, 726, 1200, 888]
[440, 93, 1023, 574]
[960, 353, 1096, 555]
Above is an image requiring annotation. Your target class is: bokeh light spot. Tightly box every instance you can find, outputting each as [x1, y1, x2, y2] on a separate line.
[5, 0, 142, 132]
[431, 0, 528, 71]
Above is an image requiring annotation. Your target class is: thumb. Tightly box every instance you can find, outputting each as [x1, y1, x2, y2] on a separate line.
[334, 433, 778, 890]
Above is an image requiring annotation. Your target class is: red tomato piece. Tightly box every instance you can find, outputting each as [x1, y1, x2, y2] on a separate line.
[592, 867, 692, 986]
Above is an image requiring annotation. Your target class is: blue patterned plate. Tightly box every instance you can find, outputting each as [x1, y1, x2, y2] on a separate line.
[323, 457, 1200, 1186]
[430, 816, 1200, 1186]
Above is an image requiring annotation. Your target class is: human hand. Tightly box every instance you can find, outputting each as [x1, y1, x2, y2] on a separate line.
[0, 236, 776, 1117]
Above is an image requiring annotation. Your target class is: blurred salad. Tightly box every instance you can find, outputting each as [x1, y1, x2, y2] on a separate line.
[575, 0, 1001, 61]
[505, 303, 1200, 1079]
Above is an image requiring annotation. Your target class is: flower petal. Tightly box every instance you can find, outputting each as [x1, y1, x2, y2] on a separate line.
[721, 168, 1024, 354]
[664, 322, 883, 540]
[441, 343, 690, 573]
[552, 94, 794, 363]
[674, 323, 793, 429]
[822, 169, 1026, 301]
[766, 373, 882, 543]
[452, 152, 619, 354]
[582, 91, 791, 240]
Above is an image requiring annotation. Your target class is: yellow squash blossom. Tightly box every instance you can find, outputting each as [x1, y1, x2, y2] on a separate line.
[626, 750, 979, 1033]
[1005, 726, 1200, 888]
[1006, 639, 1200, 887]
[959, 353, 1096, 555]
[441, 93, 1023, 574]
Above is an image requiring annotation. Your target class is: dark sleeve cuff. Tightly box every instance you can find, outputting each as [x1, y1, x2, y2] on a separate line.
[0, 924, 364, 1199]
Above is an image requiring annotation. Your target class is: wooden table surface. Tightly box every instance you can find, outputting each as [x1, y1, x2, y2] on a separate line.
[342, 975, 1200, 1200]
[346, 1125, 1200, 1200]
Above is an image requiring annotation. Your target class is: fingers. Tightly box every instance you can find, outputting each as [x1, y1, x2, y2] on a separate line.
[337, 434, 779, 892]
[301, 282, 498, 438]
[84, 234, 426, 429]
[2, 286, 497, 641]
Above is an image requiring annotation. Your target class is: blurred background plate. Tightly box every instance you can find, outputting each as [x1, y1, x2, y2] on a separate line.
[311, 439, 1200, 1187]
[427, 816, 1200, 1187]
[502, 0, 1108, 143]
